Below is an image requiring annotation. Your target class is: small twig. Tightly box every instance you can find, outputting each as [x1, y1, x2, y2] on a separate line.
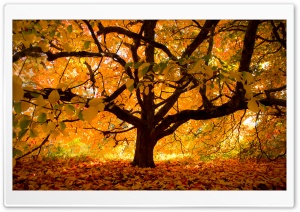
[59, 58, 71, 83]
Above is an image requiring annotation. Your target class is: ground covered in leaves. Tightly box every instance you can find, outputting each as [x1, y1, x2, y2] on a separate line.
[13, 157, 286, 190]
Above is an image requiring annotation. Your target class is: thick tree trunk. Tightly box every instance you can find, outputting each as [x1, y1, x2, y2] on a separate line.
[131, 128, 156, 168]
[130, 20, 158, 168]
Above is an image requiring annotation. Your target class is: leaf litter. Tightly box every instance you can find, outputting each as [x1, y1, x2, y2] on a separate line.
[13, 157, 286, 190]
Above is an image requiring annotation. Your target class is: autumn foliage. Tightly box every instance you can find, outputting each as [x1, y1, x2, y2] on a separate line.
[13, 157, 286, 190]
[12, 20, 286, 189]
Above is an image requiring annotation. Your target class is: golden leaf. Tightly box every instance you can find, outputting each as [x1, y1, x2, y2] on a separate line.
[36, 95, 47, 107]
[82, 106, 98, 122]
[21, 101, 31, 111]
[125, 79, 134, 88]
[13, 76, 24, 102]
[48, 90, 60, 104]
[63, 43, 73, 52]
[88, 98, 104, 107]
[247, 99, 260, 113]
[47, 122, 57, 132]
[144, 86, 149, 95]
[96, 103, 105, 112]
[125, 79, 135, 92]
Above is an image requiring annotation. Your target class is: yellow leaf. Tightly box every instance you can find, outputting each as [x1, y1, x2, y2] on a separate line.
[40, 43, 49, 52]
[115, 184, 127, 190]
[60, 129, 69, 137]
[13, 33, 23, 43]
[82, 106, 98, 122]
[126, 79, 134, 88]
[36, 95, 47, 107]
[50, 130, 60, 139]
[64, 105, 75, 116]
[107, 139, 116, 147]
[243, 72, 254, 84]
[190, 59, 204, 74]
[47, 122, 57, 132]
[21, 101, 31, 111]
[13, 77, 24, 102]
[139, 84, 145, 92]
[29, 129, 39, 138]
[24, 33, 35, 43]
[139, 62, 150, 70]
[203, 65, 213, 78]
[23, 41, 31, 48]
[96, 103, 105, 112]
[63, 43, 73, 52]
[132, 182, 142, 190]
[247, 99, 260, 113]
[88, 98, 105, 112]
[144, 86, 149, 95]
[88, 98, 103, 107]
[138, 62, 150, 78]
[42, 123, 50, 133]
[176, 185, 186, 190]
[230, 72, 242, 82]
[244, 84, 253, 100]
[48, 90, 60, 104]
[39, 20, 48, 29]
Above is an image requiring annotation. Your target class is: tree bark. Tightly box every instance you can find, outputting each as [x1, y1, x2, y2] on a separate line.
[131, 128, 156, 168]
[131, 20, 157, 168]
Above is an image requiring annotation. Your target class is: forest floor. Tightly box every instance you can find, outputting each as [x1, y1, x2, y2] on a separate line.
[13, 157, 286, 190]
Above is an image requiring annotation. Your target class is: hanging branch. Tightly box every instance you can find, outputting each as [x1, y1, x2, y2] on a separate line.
[254, 112, 286, 162]
[15, 134, 50, 160]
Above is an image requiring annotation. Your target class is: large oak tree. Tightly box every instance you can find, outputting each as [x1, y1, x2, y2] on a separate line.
[13, 20, 286, 167]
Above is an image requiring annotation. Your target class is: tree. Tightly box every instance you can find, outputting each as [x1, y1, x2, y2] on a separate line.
[12, 20, 286, 167]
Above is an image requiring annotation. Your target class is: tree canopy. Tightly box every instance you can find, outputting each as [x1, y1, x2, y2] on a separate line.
[13, 20, 286, 167]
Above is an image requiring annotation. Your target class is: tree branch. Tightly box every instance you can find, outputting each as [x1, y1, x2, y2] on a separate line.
[13, 47, 126, 66]
[238, 21, 260, 74]
[153, 94, 286, 140]
[155, 120, 187, 141]
[235, 20, 260, 97]
[83, 20, 103, 52]
[16, 134, 50, 160]
[182, 20, 220, 58]
[106, 103, 142, 127]
[270, 21, 286, 49]
[154, 76, 194, 125]
[84, 125, 136, 135]
[264, 85, 286, 99]
[98, 25, 177, 60]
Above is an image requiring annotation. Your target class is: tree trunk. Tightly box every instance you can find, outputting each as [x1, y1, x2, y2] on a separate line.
[131, 128, 156, 168]
[130, 20, 158, 168]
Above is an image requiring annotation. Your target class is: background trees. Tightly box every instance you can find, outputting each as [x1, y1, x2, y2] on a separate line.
[13, 20, 286, 167]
